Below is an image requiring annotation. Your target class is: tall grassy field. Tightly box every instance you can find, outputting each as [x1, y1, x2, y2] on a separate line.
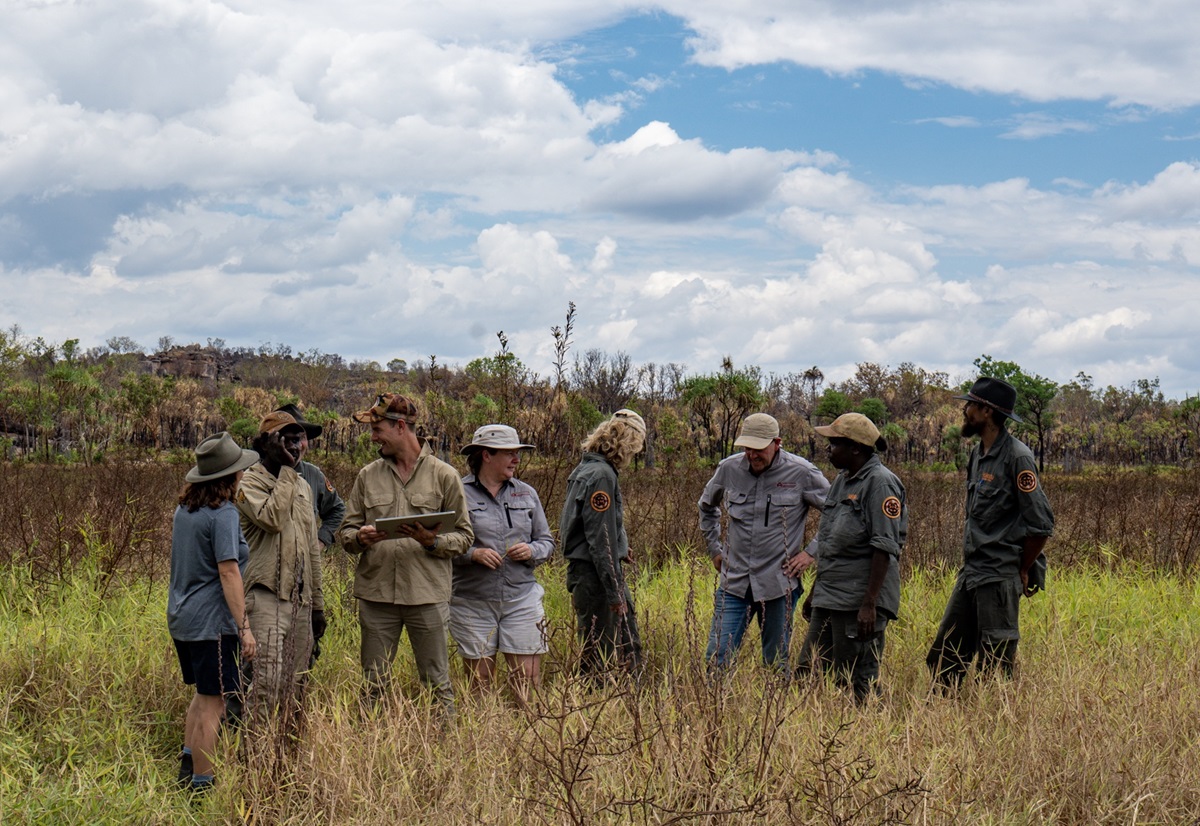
[2, 553, 1199, 825]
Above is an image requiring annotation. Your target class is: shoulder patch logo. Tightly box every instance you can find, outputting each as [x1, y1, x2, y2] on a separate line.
[881, 496, 902, 519]
[235, 489, 247, 504]
[1017, 470, 1038, 493]
[325, 478, 334, 492]
[590, 491, 611, 513]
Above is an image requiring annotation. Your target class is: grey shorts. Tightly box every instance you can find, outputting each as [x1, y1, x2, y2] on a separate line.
[450, 584, 547, 659]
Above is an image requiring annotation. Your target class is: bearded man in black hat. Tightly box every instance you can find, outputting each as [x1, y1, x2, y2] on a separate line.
[926, 377, 1055, 687]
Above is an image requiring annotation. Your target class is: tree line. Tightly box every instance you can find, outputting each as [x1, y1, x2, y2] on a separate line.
[2, 312, 1198, 470]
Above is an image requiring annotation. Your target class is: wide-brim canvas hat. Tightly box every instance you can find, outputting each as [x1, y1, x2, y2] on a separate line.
[461, 424, 535, 454]
[733, 413, 780, 450]
[953, 377, 1023, 423]
[814, 412, 887, 452]
[186, 432, 260, 482]
[274, 403, 323, 439]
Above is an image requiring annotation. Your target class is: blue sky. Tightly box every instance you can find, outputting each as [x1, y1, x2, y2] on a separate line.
[2, 1, 1200, 399]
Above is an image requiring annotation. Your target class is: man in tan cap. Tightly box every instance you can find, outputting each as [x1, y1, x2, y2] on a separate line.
[698, 412, 830, 671]
[797, 413, 904, 702]
[235, 411, 324, 727]
[338, 393, 473, 719]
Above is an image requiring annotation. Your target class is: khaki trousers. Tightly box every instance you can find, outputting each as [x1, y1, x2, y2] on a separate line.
[243, 586, 313, 724]
[358, 599, 455, 714]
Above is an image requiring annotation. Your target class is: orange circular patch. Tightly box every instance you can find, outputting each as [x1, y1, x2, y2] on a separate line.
[1017, 470, 1038, 493]
[881, 496, 902, 520]
[590, 491, 611, 513]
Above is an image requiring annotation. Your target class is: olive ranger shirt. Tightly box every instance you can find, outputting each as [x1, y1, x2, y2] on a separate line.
[298, 460, 346, 548]
[809, 454, 905, 622]
[560, 452, 628, 606]
[338, 446, 473, 605]
[236, 463, 324, 610]
[698, 449, 831, 603]
[961, 429, 1055, 589]
[452, 474, 555, 603]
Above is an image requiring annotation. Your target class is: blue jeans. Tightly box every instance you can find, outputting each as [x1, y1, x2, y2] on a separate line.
[705, 586, 800, 670]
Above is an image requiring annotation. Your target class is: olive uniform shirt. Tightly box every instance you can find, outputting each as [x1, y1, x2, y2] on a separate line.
[338, 445, 473, 605]
[298, 460, 345, 548]
[808, 454, 905, 622]
[235, 463, 324, 610]
[560, 452, 628, 606]
[961, 429, 1055, 590]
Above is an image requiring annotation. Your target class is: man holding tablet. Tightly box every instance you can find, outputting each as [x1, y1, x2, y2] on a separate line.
[339, 393, 473, 721]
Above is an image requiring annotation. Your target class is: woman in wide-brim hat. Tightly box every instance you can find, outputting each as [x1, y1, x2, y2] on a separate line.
[167, 432, 259, 792]
[450, 424, 554, 706]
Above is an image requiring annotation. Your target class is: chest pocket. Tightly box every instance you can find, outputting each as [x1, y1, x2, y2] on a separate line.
[408, 493, 441, 514]
[363, 490, 395, 521]
[969, 481, 1010, 527]
[726, 490, 753, 523]
[825, 496, 869, 552]
[504, 503, 535, 535]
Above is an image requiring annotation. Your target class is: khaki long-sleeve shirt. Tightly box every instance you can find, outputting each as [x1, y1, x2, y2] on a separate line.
[235, 463, 324, 609]
[338, 446, 473, 605]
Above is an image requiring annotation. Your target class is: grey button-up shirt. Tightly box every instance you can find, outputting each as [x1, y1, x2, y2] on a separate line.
[698, 448, 830, 602]
[961, 430, 1055, 589]
[809, 454, 905, 621]
[452, 474, 555, 603]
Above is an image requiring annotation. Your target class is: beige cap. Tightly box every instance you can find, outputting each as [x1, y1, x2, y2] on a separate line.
[612, 408, 646, 435]
[814, 412, 886, 451]
[352, 392, 418, 425]
[733, 413, 780, 450]
[258, 410, 302, 435]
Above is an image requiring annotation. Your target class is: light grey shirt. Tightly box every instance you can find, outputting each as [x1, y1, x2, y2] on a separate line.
[453, 474, 555, 602]
[698, 449, 830, 602]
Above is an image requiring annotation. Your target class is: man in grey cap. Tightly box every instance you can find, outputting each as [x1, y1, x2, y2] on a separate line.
[926, 377, 1055, 687]
[699, 413, 830, 671]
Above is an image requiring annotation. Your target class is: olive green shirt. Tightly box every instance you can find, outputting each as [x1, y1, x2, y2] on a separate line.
[338, 446, 473, 605]
[235, 463, 324, 609]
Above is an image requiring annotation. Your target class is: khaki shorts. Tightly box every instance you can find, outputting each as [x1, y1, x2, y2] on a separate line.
[449, 584, 547, 659]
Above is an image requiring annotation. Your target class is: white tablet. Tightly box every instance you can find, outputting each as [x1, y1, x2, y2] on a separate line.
[374, 511, 458, 539]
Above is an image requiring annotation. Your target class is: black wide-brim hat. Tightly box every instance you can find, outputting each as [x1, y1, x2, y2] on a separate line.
[274, 403, 324, 439]
[952, 377, 1023, 423]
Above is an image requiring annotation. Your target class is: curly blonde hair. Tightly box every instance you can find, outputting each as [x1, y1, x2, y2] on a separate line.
[581, 419, 645, 471]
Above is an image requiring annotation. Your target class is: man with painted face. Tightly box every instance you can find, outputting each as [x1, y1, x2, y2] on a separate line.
[797, 413, 904, 702]
[926, 377, 1055, 687]
[274, 404, 345, 552]
[235, 411, 325, 726]
[698, 413, 830, 671]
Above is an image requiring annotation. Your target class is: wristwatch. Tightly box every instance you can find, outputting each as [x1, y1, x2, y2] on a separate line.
[422, 536, 440, 552]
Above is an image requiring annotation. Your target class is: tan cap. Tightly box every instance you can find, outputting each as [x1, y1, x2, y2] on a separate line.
[733, 413, 780, 450]
[612, 408, 646, 435]
[258, 411, 303, 435]
[352, 392, 418, 425]
[814, 412, 886, 451]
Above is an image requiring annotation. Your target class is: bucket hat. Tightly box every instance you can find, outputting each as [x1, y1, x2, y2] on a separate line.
[461, 424, 535, 454]
[186, 432, 260, 483]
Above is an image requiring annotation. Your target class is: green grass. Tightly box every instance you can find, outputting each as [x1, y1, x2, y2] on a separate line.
[2, 556, 1200, 824]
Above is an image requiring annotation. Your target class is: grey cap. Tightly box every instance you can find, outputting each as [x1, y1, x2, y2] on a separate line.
[186, 432, 260, 483]
[733, 413, 780, 450]
[461, 424, 535, 454]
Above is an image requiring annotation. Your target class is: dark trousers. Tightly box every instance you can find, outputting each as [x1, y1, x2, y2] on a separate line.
[566, 559, 642, 679]
[797, 607, 885, 701]
[926, 577, 1021, 687]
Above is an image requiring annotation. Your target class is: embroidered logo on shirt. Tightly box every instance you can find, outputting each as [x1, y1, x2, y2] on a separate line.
[981, 472, 995, 482]
[236, 489, 247, 503]
[775, 482, 797, 488]
[882, 496, 902, 519]
[847, 494, 858, 501]
[325, 478, 335, 492]
[1017, 470, 1039, 493]
[590, 491, 611, 512]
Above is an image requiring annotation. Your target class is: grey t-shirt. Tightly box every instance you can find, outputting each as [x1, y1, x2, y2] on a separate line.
[167, 501, 249, 641]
